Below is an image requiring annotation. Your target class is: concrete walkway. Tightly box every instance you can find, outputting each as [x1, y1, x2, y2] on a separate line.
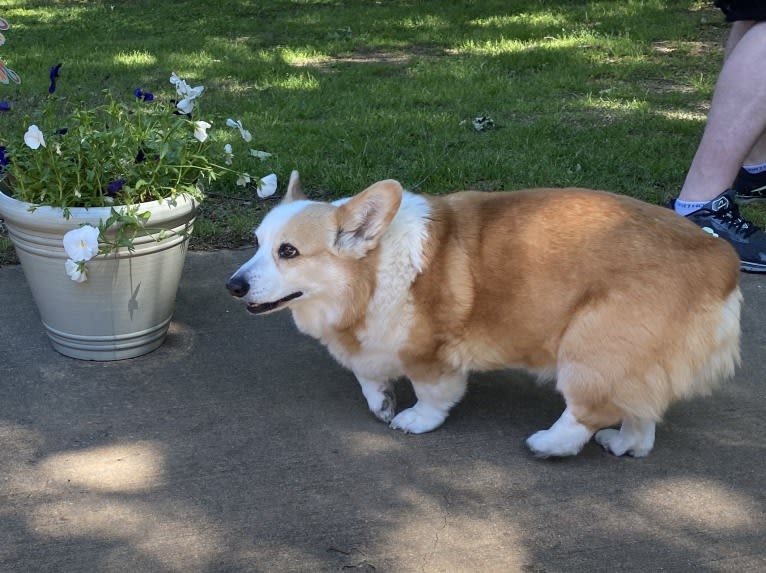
[1, 249, 764, 572]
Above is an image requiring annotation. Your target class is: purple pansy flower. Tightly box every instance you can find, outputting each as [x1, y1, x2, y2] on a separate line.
[48, 63, 62, 94]
[133, 88, 154, 102]
[106, 178, 126, 195]
[0, 146, 9, 172]
[135, 145, 160, 163]
[0, 101, 11, 112]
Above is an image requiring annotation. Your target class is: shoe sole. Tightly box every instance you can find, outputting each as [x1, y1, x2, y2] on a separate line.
[741, 261, 766, 273]
[735, 195, 766, 205]
[732, 196, 766, 272]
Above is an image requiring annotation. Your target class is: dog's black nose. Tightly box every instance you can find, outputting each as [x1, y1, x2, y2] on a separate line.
[226, 275, 250, 298]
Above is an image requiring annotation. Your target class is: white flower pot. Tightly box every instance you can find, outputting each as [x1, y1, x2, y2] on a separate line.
[0, 190, 198, 360]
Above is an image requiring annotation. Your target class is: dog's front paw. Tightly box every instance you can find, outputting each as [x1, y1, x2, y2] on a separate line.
[359, 381, 396, 423]
[389, 403, 446, 434]
[370, 389, 396, 423]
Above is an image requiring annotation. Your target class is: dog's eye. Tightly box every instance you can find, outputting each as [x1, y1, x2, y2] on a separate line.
[278, 243, 299, 259]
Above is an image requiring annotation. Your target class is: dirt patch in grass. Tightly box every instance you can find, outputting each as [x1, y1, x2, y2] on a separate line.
[188, 192, 271, 251]
[651, 40, 722, 57]
[293, 46, 447, 69]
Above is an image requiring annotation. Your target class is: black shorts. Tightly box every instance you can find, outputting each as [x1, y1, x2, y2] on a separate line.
[715, 0, 766, 21]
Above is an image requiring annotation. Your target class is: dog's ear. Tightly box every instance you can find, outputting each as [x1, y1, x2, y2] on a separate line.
[282, 170, 307, 203]
[334, 179, 403, 257]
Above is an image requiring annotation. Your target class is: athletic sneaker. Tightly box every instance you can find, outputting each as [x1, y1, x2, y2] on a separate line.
[672, 189, 766, 273]
[733, 167, 766, 203]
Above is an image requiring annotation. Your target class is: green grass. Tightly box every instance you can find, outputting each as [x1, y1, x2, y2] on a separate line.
[1, 0, 763, 263]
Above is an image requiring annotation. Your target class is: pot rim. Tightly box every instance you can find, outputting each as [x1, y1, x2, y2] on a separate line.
[0, 188, 199, 231]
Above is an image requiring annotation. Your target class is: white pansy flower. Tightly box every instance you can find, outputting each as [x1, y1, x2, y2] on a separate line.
[169, 74, 190, 94]
[63, 225, 100, 262]
[224, 143, 233, 165]
[170, 73, 204, 113]
[257, 173, 277, 198]
[236, 173, 251, 187]
[23, 125, 46, 149]
[176, 97, 196, 115]
[185, 84, 204, 98]
[193, 120, 212, 142]
[176, 87, 204, 114]
[226, 118, 252, 142]
[65, 259, 87, 283]
[249, 149, 272, 160]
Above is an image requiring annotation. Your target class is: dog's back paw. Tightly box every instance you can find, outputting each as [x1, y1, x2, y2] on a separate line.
[594, 419, 655, 458]
[390, 403, 446, 434]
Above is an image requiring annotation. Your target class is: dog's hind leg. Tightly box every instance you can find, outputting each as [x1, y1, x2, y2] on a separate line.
[595, 418, 656, 457]
[526, 407, 595, 458]
[390, 371, 468, 434]
[356, 375, 396, 423]
[527, 361, 622, 458]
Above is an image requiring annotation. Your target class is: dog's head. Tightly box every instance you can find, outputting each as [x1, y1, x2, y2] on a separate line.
[226, 170, 403, 316]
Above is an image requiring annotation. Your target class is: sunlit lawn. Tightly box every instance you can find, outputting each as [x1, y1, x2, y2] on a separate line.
[1, 0, 762, 261]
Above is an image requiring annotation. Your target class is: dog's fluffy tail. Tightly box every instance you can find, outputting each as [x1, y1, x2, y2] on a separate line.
[673, 286, 742, 400]
[556, 285, 742, 428]
[621, 285, 742, 422]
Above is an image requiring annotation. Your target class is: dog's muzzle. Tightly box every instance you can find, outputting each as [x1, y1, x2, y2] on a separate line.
[226, 275, 250, 298]
[227, 275, 303, 314]
[245, 291, 303, 314]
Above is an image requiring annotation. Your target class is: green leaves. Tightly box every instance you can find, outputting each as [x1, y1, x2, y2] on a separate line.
[0, 75, 258, 212]
[98, 206, 156, 254]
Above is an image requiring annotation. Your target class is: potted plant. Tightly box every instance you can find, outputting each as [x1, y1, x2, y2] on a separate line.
[0, 64, 277, 360]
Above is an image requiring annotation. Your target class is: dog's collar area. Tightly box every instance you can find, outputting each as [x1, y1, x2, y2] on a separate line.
[246, 291, 303, 314]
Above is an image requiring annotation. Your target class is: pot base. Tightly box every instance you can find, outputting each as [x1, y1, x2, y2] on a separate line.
[44, 317, 172, 361]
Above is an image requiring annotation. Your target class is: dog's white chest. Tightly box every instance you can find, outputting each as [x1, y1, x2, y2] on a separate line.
[320, 278, 413, 380]
[296, 190, 430, 382]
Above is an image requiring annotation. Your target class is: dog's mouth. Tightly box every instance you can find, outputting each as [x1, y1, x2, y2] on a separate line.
[246, 291, 303, 314]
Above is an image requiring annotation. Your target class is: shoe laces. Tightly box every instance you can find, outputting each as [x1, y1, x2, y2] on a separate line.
[711, 194, 758, 238]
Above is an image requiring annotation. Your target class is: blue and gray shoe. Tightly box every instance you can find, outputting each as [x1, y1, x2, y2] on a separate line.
[671, 189, 766, 273]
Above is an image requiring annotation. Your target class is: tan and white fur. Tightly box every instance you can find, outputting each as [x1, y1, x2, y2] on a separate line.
[227, 171, 741, 458]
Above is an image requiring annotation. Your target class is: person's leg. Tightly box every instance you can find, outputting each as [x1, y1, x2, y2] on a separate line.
[743, 136, 766, 168]
[679, 21, 766, 203]
[672, 20, 766, 272]
[725, 21, 766, 168]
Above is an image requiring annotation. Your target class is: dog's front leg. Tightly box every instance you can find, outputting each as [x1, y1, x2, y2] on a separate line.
[356, 375, 396, 423]
[390, 371, 468, 434]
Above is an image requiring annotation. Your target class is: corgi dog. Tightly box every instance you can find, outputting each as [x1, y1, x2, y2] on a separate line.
[227, 171, 741, 458]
